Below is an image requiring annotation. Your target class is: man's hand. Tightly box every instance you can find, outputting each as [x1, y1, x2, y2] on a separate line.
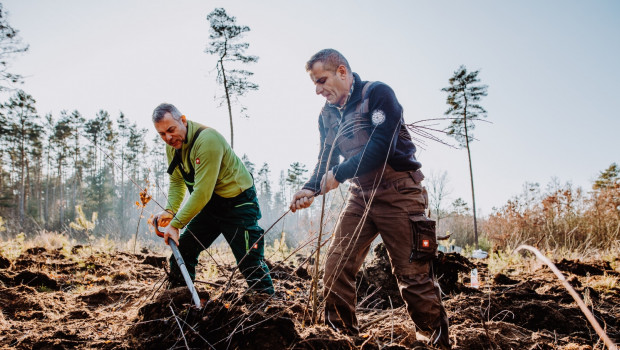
[152, 210, 179, 245]
[154, 210, 174, 228]
[290, 189, 316, 213]
[163, 225, 180, 246]
[320, 170, 340, 194]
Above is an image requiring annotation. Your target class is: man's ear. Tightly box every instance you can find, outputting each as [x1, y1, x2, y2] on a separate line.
[336, 65, 348, 79]
[181, 115, 187, 126]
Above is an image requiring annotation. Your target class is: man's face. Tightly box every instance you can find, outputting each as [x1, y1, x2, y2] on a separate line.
[154, 112, 187, 150]
[309, 62, 349, 106]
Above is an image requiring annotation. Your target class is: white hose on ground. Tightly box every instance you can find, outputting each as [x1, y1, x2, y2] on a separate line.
[515, 245, 617, 350]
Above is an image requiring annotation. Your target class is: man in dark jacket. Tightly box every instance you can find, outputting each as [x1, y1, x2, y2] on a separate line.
[290, 49, 450, 349]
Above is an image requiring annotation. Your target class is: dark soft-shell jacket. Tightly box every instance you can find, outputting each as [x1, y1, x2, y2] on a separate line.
[303, 73, 422, 192]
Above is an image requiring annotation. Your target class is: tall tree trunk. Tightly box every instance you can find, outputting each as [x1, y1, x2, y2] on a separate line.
[58, 161, 64, 227]
[37, 162, 43, 224]
[462, 100, 479, 249]
[19, 124, 25, 224]
[219, 59, 234, 149]
[120, 148, 125, 236]
[45, 151, 50, 227]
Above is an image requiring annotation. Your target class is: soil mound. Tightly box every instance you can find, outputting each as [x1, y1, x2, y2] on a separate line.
[127, 288, 301, 349]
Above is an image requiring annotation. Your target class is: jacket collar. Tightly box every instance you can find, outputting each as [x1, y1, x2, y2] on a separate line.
[348, 72, 364, 107]
[183, 119, 196, 146]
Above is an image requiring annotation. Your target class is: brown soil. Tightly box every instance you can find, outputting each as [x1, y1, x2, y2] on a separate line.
[0, 245, 618, 349]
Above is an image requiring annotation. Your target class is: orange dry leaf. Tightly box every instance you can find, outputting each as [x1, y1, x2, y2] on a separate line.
[224, 303, 230, 309]
[140, 188, 152, 206]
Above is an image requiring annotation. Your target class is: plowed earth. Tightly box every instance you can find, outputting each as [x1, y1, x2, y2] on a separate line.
[0, 245, 618, 349]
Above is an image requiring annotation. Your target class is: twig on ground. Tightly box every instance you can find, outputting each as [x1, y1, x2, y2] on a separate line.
[359, 306, 406, 331]
[169, 304, 190, 350]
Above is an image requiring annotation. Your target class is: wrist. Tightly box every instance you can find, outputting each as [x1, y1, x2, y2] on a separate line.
[170, 219, 183, 229]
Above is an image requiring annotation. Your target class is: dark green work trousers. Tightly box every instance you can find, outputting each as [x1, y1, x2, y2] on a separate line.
[169, 186, 274, 294]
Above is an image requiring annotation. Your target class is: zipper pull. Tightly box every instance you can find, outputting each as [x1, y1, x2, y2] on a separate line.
[409, 250, 415, 263]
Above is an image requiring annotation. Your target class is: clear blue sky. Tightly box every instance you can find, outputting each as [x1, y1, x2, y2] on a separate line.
[3, 0, 619, 215]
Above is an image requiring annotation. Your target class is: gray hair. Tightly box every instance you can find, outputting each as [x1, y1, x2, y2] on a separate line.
[305, 49, 352, 74]
[152, 103, 182, 123]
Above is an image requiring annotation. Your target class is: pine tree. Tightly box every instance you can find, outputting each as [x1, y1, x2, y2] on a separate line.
[0, 3, 29, 91]
[53, 113, 73, 227]
[205, 8, 259, 149]
[68, 110, 84, 219]
[256, 162, 273, 222]
[2, 90, 39, 224]
[83, 110, 115, 222]
[241, 154, 255, 176]
[42, 113, 55, 226]
[148, 133, 167, 205]
[593, 163, 619, 190]
[442, 65, 488, 249]
[286, 162, 308, 193]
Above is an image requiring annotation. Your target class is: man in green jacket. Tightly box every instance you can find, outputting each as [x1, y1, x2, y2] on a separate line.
[152, 103, 274, 294]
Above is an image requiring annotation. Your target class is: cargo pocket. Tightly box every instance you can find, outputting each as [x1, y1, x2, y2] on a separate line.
[394, 177, 423, 195]
[408, 214, 438, 262]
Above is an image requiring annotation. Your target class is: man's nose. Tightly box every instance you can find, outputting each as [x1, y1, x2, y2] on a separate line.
[166, 134, 173, 142]
[315, 85, 322, 95]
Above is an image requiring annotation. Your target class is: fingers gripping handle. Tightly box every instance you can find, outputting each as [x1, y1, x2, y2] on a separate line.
[153, 217, 165, 238]
[152, 217, 201, 308]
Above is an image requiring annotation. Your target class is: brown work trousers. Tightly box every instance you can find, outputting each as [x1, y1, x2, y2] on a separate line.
[323, 165, 449, 340]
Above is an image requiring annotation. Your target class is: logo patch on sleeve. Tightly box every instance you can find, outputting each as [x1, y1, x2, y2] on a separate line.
[422, 239, 430, 248]
[371, 110, 386, 125]
[196, 158, 200, 165]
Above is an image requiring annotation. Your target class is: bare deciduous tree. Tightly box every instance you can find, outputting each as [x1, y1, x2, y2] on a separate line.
[427, 169, 451, 227]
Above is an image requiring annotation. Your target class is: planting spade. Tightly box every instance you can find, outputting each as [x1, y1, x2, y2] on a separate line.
[153, 217, 202, 308]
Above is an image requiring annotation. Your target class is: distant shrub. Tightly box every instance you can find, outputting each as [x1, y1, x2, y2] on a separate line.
[486, 164, 619, 256]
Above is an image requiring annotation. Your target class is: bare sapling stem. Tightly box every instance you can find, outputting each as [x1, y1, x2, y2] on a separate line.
[311, 194, 327, 324]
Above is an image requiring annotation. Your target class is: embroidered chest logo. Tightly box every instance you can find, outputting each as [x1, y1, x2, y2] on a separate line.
[371, 110, 386, 125]
[196, 158, 200, 165]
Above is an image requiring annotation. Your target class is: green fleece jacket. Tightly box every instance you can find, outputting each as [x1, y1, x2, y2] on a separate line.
[165, 120, 253, 228]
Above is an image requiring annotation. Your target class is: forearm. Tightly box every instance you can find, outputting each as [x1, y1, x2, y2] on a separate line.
[170, 190, 211, 228]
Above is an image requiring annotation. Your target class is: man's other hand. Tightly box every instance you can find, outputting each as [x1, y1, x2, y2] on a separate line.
[320, 170, 340, 194]
[290, 189, 316, 213]
[163, 225, 180, 246]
